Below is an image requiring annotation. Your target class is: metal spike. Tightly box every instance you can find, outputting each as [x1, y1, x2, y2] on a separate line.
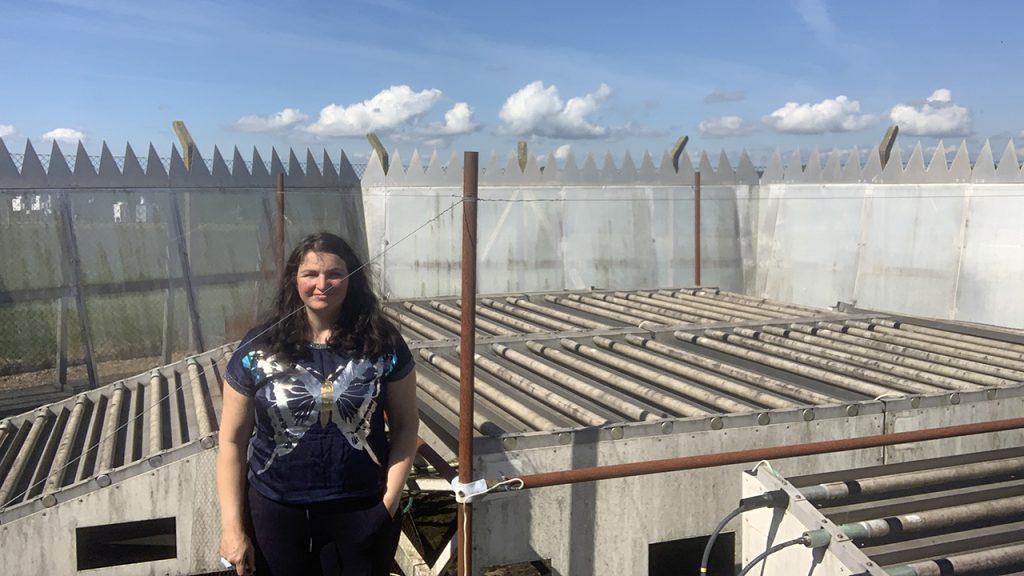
[188, 147, 212, 183]
[822, 147, 842, 182]
[949, 141, 971, 182]
[638, 150, 657, 183]
[362, 149, 387, 186]
[600, 152, 620, 184]
[97, 142, 120, 180]
[903, 142, 927, 182]
[676, 151, 696, 186]
[541, 151, 559, 181]
[861, 145, 883, 182]
[994, 139, 1022, 182]
[287, 149, 304, 185]
[481, 150, 503, 185]
[423, 149, 445, 185]
[337, 150, 360, 184]
[269, 148, 286, 180]
[521, 151, 542, 183]
[714, 149, 735, 184]
[840, 146, 862, 183]
[620, 151, 638, 181]
[20, 140, 48, 187]
[168, 144, 188, 184]
[736, 150, 759, 185]
[880, 145, 904, 183]
[73, 142, 98, 184]
[972, 140, 996, 183]
[925, 141, 949, 183]
[121, 143, 149, 187]
[579, 153, 601, 184]
[305, 149, 322, 182]
[46, 141, 73, 186]
[145, 143, 168, 182]
[802, 148, 822, 183]
[761, 149, 784, 183]
[231, 147, 252, 180]
[251, 147, 270, 180]
[503, 152, 522, 184]
[443, 150, 461, 185]
[559, 150, 580, 184]
[211, 146, 231, 181]
[388, 150, 407, 185]
[0, 138, 19, 184]
[783, 148, 803, 183]
[321, 150, 339, 186]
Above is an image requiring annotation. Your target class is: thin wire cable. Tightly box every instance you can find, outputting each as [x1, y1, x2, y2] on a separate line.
[0, 197, 464, 512]
[735, 536, 808, 576]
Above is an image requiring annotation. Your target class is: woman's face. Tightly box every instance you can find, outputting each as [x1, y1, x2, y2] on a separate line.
[295, 250, 349, 319]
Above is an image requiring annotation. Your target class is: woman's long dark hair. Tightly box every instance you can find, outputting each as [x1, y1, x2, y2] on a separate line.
[263, 232, 399, 360]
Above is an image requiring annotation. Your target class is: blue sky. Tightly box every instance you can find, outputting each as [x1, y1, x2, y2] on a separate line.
[2, 0, 1022, 166]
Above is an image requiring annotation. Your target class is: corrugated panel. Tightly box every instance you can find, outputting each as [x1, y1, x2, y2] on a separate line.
[790, 447, 1024, 574]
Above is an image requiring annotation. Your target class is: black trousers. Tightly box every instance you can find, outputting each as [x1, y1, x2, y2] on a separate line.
[247, 485, 403, 576]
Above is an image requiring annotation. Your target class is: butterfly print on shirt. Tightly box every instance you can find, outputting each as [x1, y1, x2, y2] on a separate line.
[243, 351, 395, 473]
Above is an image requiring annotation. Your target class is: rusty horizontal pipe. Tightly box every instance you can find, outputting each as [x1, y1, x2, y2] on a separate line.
[383, 306, 447, 340]
[473, 354, 607, 426]
[187, 360, 214, 439]
[872, 318, 1024, 354]
[482, 298, 577, 331]
[469, 301, 547, 333]
[44, 398, 88, 495]
[545, 294, 654, 327]
[587, 293, 700, 324]
[148, 371, 165, 456]
[516, 417, 1024, 490]
[430, 301, 516, 336]
[845, 320, 1024, 366]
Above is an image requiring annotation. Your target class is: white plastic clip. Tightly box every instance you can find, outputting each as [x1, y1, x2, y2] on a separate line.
[451, 478, 489, 503]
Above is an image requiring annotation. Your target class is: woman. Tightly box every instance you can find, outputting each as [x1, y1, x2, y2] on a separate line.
[217, 232, 418, 576]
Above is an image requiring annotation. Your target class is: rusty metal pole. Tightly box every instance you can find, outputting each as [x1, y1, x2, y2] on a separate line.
[515, 416, 1024, 490]
[458, 151, 479, 576]
[694, 171, 702, 287]
[275, 173, 285, 273]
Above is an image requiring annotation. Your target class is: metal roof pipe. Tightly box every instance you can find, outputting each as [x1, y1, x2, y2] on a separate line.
[562, 293, 676, 325]
[419, 349, 560, 431]
[517, 417, 1024, 490]
[633, 291, 754, 322]
[840, 495, 1024, 541]
[623, 334, 843, 406]
[886, 542, 1024, 576]
[404, 302, 467, 335]
[187, 359, 214, 439]
[97, 383, 126, 474]
[429, 301, 517, 336]
[592, 336, 798, 409]
[505, 296, 607, 329]
[674, 331, 890, 398]
[702, 329, 946, 396]
[383, 306, 447, 340]
[832, 321, 1024, 372]
[872, 318, 1024, 353]
[148, 371, 165, 456]
[845, 320, 1024, 364]
[529, 340, 710, 417]
[472, 355, 607, 426]
[544, 294, 657, 327]
[690, 288, 822, 316]
[668, 290, 790, 319]
[816, 322, 1024, 378]
[482, 298, 579, 331]
[417, 362, 491, 434]
[801, 455, 1024, 502]
[614, 292, 714, 322]
[491, 343, 661, 422]
[44, 397, 88, 495]
[733, 327, 981, 392]
[630, 290, 772, 321]
[774, 325, 1016, 388]
[0, 410, 49, 507]
[588, 293, 704, 323]
[556, 339, 751, 414]
[467, 301, 547, 333]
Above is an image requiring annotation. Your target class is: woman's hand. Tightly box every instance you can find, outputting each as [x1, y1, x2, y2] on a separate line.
[383, 493, 401, 518]
[220, 529, 255, 576]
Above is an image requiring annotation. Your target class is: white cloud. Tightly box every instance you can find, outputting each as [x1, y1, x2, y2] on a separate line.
[763, 95, 878, 134]
[42, 128, 85, 144]
[305, 85, 442, 137]
[0, 124, 15, 139]
[499, 81, 612, 139]
[699, 116, 757, 138]
[553, 144, 573, 162]
[889, 89, 972, 137]
[231, 108, 308, 132]
[419, 102, 478, 136]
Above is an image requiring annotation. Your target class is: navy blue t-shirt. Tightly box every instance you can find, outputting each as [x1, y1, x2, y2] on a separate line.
[225, 326, 414, 504]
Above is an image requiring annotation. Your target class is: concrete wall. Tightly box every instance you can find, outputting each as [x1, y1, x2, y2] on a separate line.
[470, 387, 1024, 576]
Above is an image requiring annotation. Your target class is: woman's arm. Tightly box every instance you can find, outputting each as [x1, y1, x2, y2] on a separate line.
[216, 383, 257, 575]
[383, 368, 419, 516]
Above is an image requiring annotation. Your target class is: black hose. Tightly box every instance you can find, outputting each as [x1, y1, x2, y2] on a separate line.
[699, 505, 745, 575]
[698, 490, 789, 575]
[736, 536, 808, 576]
